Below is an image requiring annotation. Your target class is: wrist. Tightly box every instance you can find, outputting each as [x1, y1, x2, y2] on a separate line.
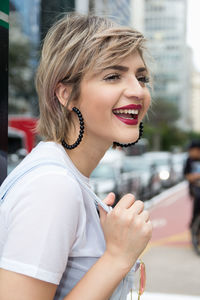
[102, 250, 136, 276]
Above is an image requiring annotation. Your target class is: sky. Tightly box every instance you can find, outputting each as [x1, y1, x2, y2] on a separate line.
[187, 0, 200, 71]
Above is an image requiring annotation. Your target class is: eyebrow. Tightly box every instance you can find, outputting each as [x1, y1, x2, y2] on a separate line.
[137, 67, 147, 73]
[102, 65, 147, 73]
[103, 65, 128, 72]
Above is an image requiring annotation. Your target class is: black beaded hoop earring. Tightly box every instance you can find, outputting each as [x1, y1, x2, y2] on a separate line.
[62, 107, 84, 150]
[113, 122, 144, 148]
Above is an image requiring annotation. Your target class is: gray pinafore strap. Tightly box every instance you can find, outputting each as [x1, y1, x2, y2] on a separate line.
[0, 160, 111, 213]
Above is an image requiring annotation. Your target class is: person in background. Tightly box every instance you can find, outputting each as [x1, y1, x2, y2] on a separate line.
[184, 140, 200, 227]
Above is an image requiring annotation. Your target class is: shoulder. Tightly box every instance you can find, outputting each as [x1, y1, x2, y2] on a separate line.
[0, 167, 84, 287]
[2, 163, 83, 220]
[3, 165, 84, 247]
[2, 141, 85, 216]
[30, 164, 81, 193]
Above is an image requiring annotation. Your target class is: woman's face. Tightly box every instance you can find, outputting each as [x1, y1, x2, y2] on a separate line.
[73, 51, 151, 148]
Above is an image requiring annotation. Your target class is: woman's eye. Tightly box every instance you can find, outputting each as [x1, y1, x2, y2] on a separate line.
[104, 74, 121, 81]
[137, 76, 150, 84]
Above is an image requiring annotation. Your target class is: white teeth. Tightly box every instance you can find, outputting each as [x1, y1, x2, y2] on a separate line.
[114, 109, 139, 114]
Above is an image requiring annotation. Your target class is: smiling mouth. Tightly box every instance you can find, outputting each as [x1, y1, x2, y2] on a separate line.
[113, 109, 139, 120]
[112, 107, 141, 125]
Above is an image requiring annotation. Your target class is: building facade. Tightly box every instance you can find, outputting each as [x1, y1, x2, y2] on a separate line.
[191, 71, 200, 132]
[132, 0, 190, 130]
[11, 0, 40, 46]
[87, 0, 190, 130]
[85, 0, 132, 25]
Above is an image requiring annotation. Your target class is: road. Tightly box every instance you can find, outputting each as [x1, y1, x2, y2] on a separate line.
[138, 182, 200, 299]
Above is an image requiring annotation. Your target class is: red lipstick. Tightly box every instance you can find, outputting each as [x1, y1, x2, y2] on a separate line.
[114, 115, 138, 125]
[112, 104, 141, 125]
[113, 104, 142, 111]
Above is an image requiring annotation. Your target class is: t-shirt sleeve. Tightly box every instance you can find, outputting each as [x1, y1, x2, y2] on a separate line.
[0, 170, 84, 284]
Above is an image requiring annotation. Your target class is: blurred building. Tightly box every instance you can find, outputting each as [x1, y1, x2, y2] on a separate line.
[131, 0, 145, 31]
[191, 71, 200, 132]
[10, 0, 40, 46]
[77, 0, 131, 25]
[131, 0, 190, 130]
[40, 0, 75, 40]
[76, 0, 89, 13]
[10, 0, 75, 45]
[9, 1, 39, 115]
[79, 0, 190, 131]
[9, 0, 193, 132]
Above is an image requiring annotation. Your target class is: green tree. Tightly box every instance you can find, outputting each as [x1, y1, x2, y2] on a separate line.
[149, 99, 180, 127]
[144, 99, 180, 150]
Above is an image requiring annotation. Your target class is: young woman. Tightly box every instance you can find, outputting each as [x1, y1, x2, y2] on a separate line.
[0, 13, 152, 300]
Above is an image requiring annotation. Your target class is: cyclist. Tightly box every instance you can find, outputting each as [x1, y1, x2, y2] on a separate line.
[184, 140, 200, 227]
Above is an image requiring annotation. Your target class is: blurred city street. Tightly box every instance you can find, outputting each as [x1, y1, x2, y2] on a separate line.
[139, 182, 200, 299]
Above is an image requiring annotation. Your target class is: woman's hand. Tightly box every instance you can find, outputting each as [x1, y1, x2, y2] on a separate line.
[99, 193, 152, 272]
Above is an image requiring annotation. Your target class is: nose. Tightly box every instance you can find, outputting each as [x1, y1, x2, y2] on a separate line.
[124, 76, 145, 100]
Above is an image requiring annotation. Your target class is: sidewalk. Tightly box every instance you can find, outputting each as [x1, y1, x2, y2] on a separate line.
[139, 182, 200, 298]
[127, 292, 200, 299]
[142, 245, 200, 296]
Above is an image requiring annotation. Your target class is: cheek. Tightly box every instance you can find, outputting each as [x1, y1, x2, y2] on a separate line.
[81, 87, 118, 118]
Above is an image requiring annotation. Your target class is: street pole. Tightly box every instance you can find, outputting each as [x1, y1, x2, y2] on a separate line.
[0, 0, 9, 185]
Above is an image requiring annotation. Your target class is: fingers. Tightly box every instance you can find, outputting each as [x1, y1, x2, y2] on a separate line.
[115, 193, 135, 209]
[104, 192, 116, 206]
[129, 200, 144, 215]
[139, 210, 150, 223]
[114, 194, 144, 215]
[100, 192, 150, 228]
[99, 193, 115, 222]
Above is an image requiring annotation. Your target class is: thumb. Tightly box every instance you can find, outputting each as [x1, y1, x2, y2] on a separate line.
[99, 192, 115, 222]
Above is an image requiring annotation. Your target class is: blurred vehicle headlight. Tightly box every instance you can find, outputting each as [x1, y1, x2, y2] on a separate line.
[159, 170, 170, 180]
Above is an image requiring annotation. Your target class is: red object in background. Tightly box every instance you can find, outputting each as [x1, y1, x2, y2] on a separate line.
[9, 116, 38, 153]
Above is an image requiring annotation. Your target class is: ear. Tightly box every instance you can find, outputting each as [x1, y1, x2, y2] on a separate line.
[55, 83, 71, 107]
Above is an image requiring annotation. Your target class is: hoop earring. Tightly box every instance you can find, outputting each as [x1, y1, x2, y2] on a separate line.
[62, 107, 84, 150]
[113, 122, 144, 148]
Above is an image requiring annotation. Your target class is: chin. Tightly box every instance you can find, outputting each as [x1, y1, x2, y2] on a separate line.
[114, 133, 139, 145]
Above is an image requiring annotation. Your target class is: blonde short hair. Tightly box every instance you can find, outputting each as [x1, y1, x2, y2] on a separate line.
[35, 13, 148, 142]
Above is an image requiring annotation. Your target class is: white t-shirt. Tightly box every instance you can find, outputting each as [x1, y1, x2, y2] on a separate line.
[0, 141, 106, 299]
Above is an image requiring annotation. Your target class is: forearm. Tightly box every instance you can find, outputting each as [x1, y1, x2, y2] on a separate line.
[63, 252, 133, 300]
[186, 173, 200, 183]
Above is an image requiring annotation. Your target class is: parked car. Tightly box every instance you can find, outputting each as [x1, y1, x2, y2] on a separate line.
[8, 126, 25, 154]
[171, 152, 187, 183]
[90, 161, 120, 202]
[90, 149, 124, 201]
[99, 148, 125, 169]
[9, 116, 38, 153]
[118, 162, 141, 201]
[121, 156, 162, 201]
[7, 127, 28, 174]
[90, 148, 142, 205]
[7, 154, 22, 174]
[142, 151, 176, 188]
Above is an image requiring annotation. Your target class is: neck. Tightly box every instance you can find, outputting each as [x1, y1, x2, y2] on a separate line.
[64, 136, 112, 178]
